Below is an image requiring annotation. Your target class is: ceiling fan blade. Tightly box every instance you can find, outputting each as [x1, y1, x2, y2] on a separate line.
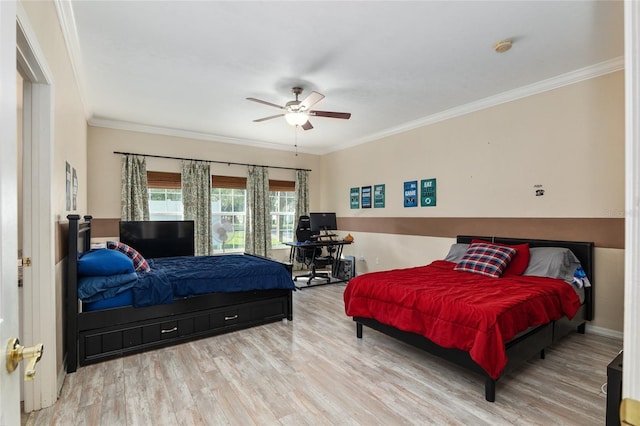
[301, 121, 313, 131]
[299, 91, 325, 111]
[310, 110, 351, 120]
[253, 114, 285, 122]
[246, 97, 285, 110]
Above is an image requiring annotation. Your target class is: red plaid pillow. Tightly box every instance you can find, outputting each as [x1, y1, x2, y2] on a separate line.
[453, 242, 516, 278]
[471, 239, 530, 276]
[106, 241, 150, 272]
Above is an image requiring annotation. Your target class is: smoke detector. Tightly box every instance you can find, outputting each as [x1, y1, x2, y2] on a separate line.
[494, 39, 513, 53]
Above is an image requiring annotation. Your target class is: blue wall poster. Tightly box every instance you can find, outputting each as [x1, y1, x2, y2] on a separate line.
[361, 185, 372, 208]
[373, 184, 385, 208]
[350, 187, 360, 209]
[421, 178, 437, 207]
[404, 180, 418, 207]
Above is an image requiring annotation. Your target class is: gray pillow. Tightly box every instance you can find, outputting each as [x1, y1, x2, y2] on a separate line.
[522, 247, 581, 283]
[444, 243, 470, 263]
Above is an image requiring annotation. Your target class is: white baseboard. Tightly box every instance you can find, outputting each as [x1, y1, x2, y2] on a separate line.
[586, 324, 624, 340]
[57, 356, 66, 397]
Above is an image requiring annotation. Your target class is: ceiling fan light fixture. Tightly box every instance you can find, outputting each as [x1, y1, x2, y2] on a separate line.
[285, 111, 309, 126]
[248, 87, 349, 130]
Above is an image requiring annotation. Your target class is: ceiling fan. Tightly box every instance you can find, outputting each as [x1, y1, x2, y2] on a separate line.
[247, 87, 351, 130]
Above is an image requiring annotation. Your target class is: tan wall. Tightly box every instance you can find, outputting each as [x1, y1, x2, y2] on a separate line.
[21, 0, 88, 376]
[326, 71, 625, 333]
[323, 71, 624, 218]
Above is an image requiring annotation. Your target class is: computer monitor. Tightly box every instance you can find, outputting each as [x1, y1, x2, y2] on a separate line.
[309, 212, 337, 234]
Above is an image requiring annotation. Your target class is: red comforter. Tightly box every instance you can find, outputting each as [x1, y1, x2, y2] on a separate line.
[343, 260, 581, 379]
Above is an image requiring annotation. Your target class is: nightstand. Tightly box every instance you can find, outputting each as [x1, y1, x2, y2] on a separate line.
[606, 351, 623, 426]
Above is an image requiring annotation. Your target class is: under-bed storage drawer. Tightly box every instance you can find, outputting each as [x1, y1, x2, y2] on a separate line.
[84, 327, 143, 357]
[251, 298, 287, 319]
[210, 307, 247, 328]
[142, 320, 179, 342]
[79, 293, 291, 365]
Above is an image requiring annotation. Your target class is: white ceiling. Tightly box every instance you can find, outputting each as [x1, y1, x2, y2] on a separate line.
[60, 1, 624, 155]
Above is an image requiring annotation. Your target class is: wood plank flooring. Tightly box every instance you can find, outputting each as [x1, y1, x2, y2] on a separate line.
[24, 283, 622, 425]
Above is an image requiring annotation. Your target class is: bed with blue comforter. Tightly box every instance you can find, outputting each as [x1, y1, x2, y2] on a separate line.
[80, 253, 295, 311]
[66, 215, 294, 372]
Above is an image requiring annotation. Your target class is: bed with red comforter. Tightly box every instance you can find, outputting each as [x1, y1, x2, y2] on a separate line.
[344, 235, 593, 402]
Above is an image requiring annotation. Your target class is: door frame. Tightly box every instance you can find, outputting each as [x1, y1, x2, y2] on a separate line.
[624, 1, 640, 402]
[0, 0, 20, 423]
[16, 4, 57, 412]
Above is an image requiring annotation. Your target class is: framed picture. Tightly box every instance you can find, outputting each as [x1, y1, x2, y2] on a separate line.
[350, 187, 360, 209]
[374, 184, 385, 208]
[66, 161, 71, 211]
[420, 178, 436, 207]
[72, 168, 78, 211]
[404, 180, 417, 207]
[361, 186, 372, 208]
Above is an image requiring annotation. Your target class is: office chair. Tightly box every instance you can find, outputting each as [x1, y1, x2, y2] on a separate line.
[294, 215, 330, 284]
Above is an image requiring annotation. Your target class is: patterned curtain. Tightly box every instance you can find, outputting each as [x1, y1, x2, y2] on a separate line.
[121, 154, 149, 221]
[294, 169, 310, 224]
[245, 165, 271, 257]
[293, 169, 310, 270]
[181, 161, 212, 256]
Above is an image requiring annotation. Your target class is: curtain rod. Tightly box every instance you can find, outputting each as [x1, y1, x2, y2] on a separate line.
[113, 151, 312, 172]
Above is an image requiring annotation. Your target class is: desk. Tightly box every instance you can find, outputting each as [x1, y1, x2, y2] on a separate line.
[285, 239, 352, 289]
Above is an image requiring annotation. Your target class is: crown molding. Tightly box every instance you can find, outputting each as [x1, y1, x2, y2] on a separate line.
[87, 117, 319, 155]
[329, 56, 625, 153]
[54, 0, 92, 119]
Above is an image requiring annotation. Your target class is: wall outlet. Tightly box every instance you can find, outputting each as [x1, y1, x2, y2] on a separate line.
[375, 257, 380, 265]
[359, 255, 366, 262]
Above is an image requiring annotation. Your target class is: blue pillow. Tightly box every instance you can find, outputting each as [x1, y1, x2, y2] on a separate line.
[77, 249, 135, 276]
[78, 272, 138, 302]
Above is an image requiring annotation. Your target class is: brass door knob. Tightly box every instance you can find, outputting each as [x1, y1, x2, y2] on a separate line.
[6, 338, 44, 381]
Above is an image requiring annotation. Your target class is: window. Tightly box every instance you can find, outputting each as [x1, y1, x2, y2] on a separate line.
[147, 171, 295, 253]
[149, 188, 183, 221]
[270, 191, 295, 246]
[148, 171, 183, 221]
[211, 187, 246, 252]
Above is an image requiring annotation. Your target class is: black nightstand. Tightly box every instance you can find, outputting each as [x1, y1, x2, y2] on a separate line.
[606, 351, 623, 426]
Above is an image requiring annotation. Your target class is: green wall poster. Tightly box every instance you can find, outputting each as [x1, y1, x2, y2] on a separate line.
[421, 178, 437, 207]
[374, 184, 385, 208]
[350, 187, 360, 209]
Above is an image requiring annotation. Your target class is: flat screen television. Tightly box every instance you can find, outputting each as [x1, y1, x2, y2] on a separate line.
[309, 212, 337, 234]
[119, 220, 195, 259]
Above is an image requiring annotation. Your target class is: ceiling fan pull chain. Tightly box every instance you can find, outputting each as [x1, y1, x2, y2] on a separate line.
[294, 126, 299, 156]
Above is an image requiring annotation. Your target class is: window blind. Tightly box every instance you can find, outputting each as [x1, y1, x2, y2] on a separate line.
[146, 171, 293, 191]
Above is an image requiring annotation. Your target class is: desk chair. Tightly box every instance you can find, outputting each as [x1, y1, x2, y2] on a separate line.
[293, 215, 330, 284]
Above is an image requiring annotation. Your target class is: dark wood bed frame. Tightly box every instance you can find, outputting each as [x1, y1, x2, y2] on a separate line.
[65, 215, 294, 373]
[353, 235, 594, 402]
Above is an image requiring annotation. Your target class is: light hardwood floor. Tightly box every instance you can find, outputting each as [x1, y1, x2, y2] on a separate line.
[24, 283, 621, 425]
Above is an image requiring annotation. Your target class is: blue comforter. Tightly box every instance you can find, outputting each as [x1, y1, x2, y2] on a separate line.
[82, 254, 295, 308]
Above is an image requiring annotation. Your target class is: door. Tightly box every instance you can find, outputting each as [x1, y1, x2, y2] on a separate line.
[0, 0, 21, 424]
[623, 0, 640, 420]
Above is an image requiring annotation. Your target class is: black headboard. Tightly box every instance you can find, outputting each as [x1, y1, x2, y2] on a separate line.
[457, 235, 594, 321]
[119, 220, 195, 259]
[66, 214, 93, 373]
